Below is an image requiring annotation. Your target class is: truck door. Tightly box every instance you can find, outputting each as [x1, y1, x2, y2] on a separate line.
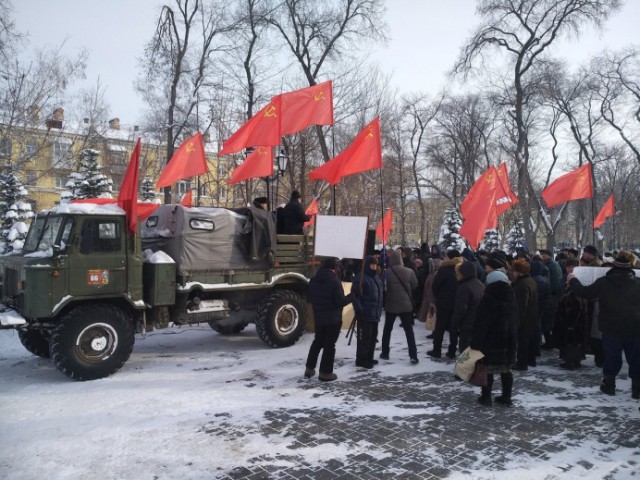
[68, 217, 127, 297]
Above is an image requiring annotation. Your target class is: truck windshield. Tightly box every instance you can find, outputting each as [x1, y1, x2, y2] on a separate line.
[22, 215, 64, 254]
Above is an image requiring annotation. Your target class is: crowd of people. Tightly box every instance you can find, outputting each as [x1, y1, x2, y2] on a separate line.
[304, 243, 640, 409]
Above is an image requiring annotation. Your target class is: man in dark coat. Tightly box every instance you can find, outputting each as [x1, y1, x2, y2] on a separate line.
[450, 261, 485, 353]
[282, 191, 311, 234]
[531, 259, 552, 356]
[352, 256, 384, 369]
[305, 257, 354, 381]
[540, 248, 563, 348]
[428, 250, 464, 359]
[470, 270, 518, 406]
[568, 251, 640, 399]
[511, 259, 539, 371]
[380, 250, 419, 364]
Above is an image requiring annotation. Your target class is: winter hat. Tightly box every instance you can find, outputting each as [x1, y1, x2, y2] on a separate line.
[613, 251, 634, 269]
[486, 252, 507, 270]
[583, 245, 598, 256]
[291, 190, 302, 199]
[322, 257, 339, 270]
[447, 249, 461, 259]
[486, 270, 509, 285]
[368, 256, 379, 266]
[512, 258, 530, 275]
[538, 249, 552, 257]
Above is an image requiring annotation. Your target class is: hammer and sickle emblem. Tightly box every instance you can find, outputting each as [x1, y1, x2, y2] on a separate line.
[486, 173, 495, 184]
[264, 104, 277, 117]
[314, 91, 325, 102]
[186, 142, 195, 153]
[366, 126, 375, 138]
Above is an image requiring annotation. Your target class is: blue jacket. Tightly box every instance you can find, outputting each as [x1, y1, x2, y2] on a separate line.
[352, 261, 384, 323]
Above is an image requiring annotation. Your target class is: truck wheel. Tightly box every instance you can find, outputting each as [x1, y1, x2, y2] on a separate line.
[209, 321, 248, 335]
[255, 290, 307, 348]
[18, 328, 51, 358]
[50, 304, 135, 381]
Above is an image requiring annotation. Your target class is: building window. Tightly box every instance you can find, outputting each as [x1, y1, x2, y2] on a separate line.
[54, 176, 65, 189]
[177, 181, 192, 195]
[0, 138, 12, 157]
[25, 170, 37, 185]
[26, 140, 37, 156]
[51, 140, 72, 169]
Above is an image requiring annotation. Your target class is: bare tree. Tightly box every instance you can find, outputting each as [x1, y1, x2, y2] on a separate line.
[453, 0, 622, 248]
[138, 0, 237, 203]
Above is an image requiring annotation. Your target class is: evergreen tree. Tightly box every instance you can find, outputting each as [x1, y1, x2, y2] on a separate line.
[503, 221, 528, 255]
[61, 149, 113, 202]
[438, 208, 465, 251]
[0, 165, 34, 253]
[480, 229, 501, 252]
[140, 177, 157, 202]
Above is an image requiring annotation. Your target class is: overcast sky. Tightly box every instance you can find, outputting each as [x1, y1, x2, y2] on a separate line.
[13, 0, 640, 126]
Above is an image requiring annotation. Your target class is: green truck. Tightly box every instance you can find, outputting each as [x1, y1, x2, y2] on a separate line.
[0, 203, 315, 380]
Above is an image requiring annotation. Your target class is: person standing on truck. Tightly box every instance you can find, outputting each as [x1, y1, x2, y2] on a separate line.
[282, 191, 311, 234]
[305, 257, 354, 381]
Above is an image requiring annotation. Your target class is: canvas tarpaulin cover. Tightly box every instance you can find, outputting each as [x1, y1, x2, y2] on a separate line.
[141, 205, 276, 276]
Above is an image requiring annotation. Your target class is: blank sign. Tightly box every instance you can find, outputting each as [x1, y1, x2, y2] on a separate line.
[314, 215, 368, 260]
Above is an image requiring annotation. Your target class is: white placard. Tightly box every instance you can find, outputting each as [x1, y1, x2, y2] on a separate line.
[314, 215, 368, 260]
[573, 266, 640, 286]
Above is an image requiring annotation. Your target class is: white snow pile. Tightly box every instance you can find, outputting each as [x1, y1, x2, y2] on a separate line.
[143, 248, 175, 264]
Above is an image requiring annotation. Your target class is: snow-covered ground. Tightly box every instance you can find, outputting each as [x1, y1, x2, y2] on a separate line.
[0, 321, 638, 479]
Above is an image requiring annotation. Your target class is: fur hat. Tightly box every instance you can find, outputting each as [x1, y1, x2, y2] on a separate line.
[486, 270, 509, 285]
[512, 258, 531, 275]
[291, 190, 301, 199]
[583, 245, 598, 256]
[613, 251, 634, 269]
[539, 249, 552, 257]
[486, 251, 507, 270]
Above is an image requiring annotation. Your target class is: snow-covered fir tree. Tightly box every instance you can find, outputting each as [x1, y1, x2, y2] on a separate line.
[140, 177, 157, 202]
[503, 221, 528, 255]
[61, 149, 113, 202]
[480, 229, 501, 252]
[0, 166, 34, 253]
[438, 208, 465, 251]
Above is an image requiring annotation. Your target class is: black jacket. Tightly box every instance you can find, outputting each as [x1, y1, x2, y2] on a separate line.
[282, 199, 311, 234]
[307, 267, 352, 326]
[569, 267, 640, 337]
[450, 262, 485, 349]
[513, 274, 538, 335]
[470, 280, 518, 366]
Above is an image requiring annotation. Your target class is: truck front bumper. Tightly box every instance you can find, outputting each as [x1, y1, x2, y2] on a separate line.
[0, 307, 26, 328]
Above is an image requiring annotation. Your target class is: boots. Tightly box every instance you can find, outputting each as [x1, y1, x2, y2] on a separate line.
[600, 375, 616, 396]
[427, 348, 441, 358]
[304, 368, 315, 379]
[632, 378, 640, 400]
[319, 372, 337, 382]
[478, 374, 494, 406]
[541, 331, 554, 350]
[446, 346, 457, 359]
[495, 372, 513, 406]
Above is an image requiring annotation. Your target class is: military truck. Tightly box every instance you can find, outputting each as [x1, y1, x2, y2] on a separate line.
[0, 203, 315, 381]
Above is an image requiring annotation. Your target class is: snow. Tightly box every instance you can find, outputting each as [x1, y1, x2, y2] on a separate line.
[0, 323, 637, 479]
[0, 309, 26, 326]
[23, 247, 53, 258]
[48, 202, 125, 215]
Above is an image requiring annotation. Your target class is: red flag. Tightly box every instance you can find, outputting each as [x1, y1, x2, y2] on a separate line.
[279, 81, 334, 135]
[156, 132, 208, 189]
[304, 198, 319, 227]
[180, 190, 193, 207]
[593, 194, 615, 228]
[218, 99, 281, 156]
[459, 167, 498, 249]
[542, 163, 593, 208]
[227, 147, 274, 184]
[309, 117, 382, 185]
[117, 138, 141, 234]
[495, 163, 519, 216]
[375, 208, 393, 244]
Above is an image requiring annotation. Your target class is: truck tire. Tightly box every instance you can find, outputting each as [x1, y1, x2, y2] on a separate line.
[255, 290, 307, 348]
[18, 328, 51, 358]
[50, 304, 135, 381]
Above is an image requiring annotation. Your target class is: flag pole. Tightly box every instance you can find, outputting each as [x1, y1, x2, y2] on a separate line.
[378, 167, 386, 267]
[589, 161, 596, 246]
